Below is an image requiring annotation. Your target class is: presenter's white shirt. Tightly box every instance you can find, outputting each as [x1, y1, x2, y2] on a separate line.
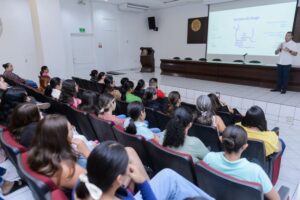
[277, 40, 298, 65]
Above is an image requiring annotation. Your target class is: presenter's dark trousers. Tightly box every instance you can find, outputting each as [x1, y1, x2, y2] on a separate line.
[276, 64, 291, 91]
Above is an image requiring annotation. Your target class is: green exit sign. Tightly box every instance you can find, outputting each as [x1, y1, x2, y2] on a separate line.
[79, 28, 86, 33]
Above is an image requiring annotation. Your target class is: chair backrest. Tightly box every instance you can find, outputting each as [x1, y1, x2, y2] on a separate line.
[173, 57, 180, 60]
[241, 139, 267, 173]
[64, 107, 97, 141]
[96, 83, 105, 93]
[185, 57, 193, 60]
[17, 153, 68, 200]
[217, 111, 235, 126]
[154, 111, 171, 130]
[0, 130, 27, 167]
[212, 58, 222, 61]
[188, 123, 222, 152]
[145, 107, 159, 128]
[195, 161, 263, 200]
[87, 114, 116, 141]
[249, 60, 261, 64]
[144, 140, 196, 184]
[181, 102, 197, 112]
[112, 126, 151, 167]
[115, 100, 128, 116]
[233, 60, 244, 63]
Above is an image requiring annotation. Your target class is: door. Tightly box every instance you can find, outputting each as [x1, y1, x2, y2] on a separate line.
[71, 33, 95, 79]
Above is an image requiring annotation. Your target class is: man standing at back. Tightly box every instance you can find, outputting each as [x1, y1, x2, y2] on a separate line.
[271, 32, 298, 94]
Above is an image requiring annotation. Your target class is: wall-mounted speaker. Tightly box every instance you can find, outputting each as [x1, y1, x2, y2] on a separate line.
[148, 17, 158, 31]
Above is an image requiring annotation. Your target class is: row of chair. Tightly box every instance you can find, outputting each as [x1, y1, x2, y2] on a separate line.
[72, 76, 105, 93]
[173, 57, 261, 63]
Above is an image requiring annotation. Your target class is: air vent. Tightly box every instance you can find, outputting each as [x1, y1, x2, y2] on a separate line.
[118, 3, 149, 12]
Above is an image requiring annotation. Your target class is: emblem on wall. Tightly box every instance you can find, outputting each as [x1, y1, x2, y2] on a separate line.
[187, 17, 208, 44]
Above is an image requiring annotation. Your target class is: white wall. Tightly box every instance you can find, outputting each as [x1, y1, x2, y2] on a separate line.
[145, 3, 208, 67]
[0, 0, 38, 81]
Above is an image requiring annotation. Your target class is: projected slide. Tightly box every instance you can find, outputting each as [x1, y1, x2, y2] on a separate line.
[207, 2, 297, 56]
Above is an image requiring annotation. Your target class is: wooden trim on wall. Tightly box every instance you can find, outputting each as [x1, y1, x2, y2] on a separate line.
[293, 7, 300, 42]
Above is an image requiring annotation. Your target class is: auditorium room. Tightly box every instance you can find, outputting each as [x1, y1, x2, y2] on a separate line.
[0, 0, 300, 199]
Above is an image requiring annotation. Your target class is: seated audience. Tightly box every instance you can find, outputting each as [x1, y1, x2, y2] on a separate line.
[124, 102, 160, 142]
[78, 90, 99, 115]
[9, 103, 42, 148]
[74, 141, 214, 200]
[97, 72, 106, 84]
[89, 69, 98, 82]
[2, 63, 38, 88]
[149, 78, 165, 99]
[237, 106, 283, 156]
[59, 79, 82, 108]
[162, 107, 209, 161]
[0, 167, 25, 196]
[164, 91, 181, 116]
[133, 79, 146, 98]
[0, 75, 8, 99]
[98, 93, 125, 127]
[121, 81, 142, 103]
[204, 125, 280, 200]
[28, 115, 89, 190]
[196, 95, 226, 133]
[104, 75, 121, 100]
[44, 77, 62, 99]
[208, 93, 242, 117]
[142, 87, 163, 111]
[0, 87, 30, 126]
[40, 65, 50, 78]
[38, 66, 50, 93]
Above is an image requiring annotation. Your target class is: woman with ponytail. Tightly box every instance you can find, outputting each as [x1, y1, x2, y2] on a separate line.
[44, 77, 62, 99]
[142, 87, 163, 111]
[97, 93, 125, 127]
[124, 102, 162, 142]
[74, 141, 214, 200]
[196, 95, 226, 133]
[162, 107, 209, 161]
[120, 81, 142, 103]
[204, 125, 280, 200]
[165, 91, 181, 116]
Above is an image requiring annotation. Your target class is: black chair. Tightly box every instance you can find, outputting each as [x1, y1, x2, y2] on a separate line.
[87, 114, 116, 141]
[233, 60, 244, 63]
[115, 100, 128, 116]
[64, 106, 97, 141]
[249, 60, 261, 64]
[72, 77, 85, 89]
[212, 58, 222, 61]
[112, 126, 151, 167]
[96, 83, 105, 93]
[181, 102, 197, 112]
[145, 140, 196, 184]
[0, 129, 27, 167]
[17, 153, 68, 200]
[145, 107, 159, 128]
[199, 58, 207, 61]
[154, 111, 171, 130]
[217, 111, 235, 126]
[173, 57, 180, 60]
[188, 123, 222, 152]
[195, 161, 290, 200]
[185, 57, 193, 60]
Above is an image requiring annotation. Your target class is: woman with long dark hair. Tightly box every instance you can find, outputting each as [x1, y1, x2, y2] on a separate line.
[238, 106, 283, 156]
[74, 141, 213, 200]
[120, 81, 141, 103]
[9, 103, 42, 148]
[133, 79, 146, 98]
[142, 87, 163, 111]
[204, 125, 280, 200]
[165, 91, 181, 116]
[28, 115, 89, 190]
[104, 75, 121, 100]
[44, 77, 62, 99]
[78, 90, 99, 115]
[162, 107, 209, 161]
[59, 79, 82, 108]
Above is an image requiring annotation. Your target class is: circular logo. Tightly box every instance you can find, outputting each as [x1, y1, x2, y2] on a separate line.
[0, 18, 3, 37]
[191, 19, 201, 32]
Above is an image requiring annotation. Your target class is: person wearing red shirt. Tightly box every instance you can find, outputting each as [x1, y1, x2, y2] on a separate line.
[149, 78, 165, 99]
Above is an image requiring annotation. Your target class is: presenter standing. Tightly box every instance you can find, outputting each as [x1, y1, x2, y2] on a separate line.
[271, 32, 298, 94]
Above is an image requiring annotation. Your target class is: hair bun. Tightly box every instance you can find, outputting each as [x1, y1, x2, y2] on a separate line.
[223, 138, 235, 149]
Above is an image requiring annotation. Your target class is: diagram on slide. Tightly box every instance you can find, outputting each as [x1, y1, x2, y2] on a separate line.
[234, 24, 256, 49]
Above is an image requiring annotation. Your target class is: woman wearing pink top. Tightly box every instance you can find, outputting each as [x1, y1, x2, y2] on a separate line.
[98, 93, 125, 127]
[59, 79, 82, 108]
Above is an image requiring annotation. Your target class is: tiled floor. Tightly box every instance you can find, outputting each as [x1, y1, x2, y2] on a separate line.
[2, 68, 300, 199]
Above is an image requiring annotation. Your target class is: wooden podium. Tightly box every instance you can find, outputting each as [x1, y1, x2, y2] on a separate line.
[140, 47, 155, 72]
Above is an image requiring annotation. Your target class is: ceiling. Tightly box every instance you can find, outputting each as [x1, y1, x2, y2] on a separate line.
[93, 0, 207, 9]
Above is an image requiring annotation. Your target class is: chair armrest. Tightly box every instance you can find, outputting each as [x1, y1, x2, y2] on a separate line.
[278, 186, 290, 200]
